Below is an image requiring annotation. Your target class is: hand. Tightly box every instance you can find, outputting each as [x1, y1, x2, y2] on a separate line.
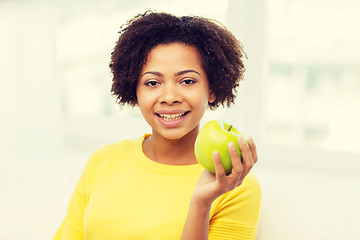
[191, 136, 258, 208]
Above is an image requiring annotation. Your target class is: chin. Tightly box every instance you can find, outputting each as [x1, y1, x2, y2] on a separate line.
[160, 132, 187, 141]
[161, 127, 199, 141]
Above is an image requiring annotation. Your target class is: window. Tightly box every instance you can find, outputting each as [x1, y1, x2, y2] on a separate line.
[265, 0, 360, 153]
[58, 0, 360, 158]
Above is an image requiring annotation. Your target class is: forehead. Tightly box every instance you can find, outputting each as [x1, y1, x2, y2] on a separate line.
[143, 43, 203, 70]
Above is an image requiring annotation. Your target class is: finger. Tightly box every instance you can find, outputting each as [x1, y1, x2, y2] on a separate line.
[247, 136, 258, 164]
[238, 136, 254, 179]
[213, 151, 226, 185]
[228, 142, 243, 178]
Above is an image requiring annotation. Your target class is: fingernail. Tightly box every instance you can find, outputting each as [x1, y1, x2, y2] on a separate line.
[228, 142, 235, 149]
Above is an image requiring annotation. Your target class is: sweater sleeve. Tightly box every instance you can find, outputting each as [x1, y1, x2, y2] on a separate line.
[53, 149, 104, 240]
[208, 172, 262, 240]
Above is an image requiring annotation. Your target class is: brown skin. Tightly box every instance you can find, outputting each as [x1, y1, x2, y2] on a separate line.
[136, 43, 215, 166]
[142, 127, 199, 166]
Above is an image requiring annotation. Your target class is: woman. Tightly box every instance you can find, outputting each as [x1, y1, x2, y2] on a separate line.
[54, 11, 261, 240]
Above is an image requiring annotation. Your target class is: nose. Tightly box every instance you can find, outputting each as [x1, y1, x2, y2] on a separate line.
[159, 84, 182, 105]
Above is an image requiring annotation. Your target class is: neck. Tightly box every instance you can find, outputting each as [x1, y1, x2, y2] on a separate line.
[143, 126, 199, 165]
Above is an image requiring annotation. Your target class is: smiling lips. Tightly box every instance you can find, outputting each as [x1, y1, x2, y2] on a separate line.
[157, 112, 188, 122]
[155, 111, 189, 125]
[158, 112, 186, 121]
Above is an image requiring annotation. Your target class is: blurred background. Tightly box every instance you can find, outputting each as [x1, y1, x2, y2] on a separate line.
[0, 0, 359, 239]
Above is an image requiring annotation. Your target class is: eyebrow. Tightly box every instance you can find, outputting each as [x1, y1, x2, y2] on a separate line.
[175, 69, 201, 76]
[140, 69, 201, 78]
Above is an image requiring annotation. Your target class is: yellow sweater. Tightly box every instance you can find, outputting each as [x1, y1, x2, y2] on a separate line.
[54, 134, 261, 239]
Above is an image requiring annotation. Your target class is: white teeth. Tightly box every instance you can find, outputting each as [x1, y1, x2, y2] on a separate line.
[158, 113, 185, 121]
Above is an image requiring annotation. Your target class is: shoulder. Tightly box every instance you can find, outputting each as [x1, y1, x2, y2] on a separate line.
[89, 136, 142, 161]
[84, 136, 142, 174]
[241, 171, 261, 195]
[222, 171, 261, 203]
[209, 171, 261, 226]
[211, 172, 261, 215]
[78, 137, 143, 190]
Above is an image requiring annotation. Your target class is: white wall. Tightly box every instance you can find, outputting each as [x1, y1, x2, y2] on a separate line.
[0, 1, 63, 162]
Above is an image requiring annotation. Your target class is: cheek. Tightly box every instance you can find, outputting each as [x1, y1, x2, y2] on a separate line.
[136, 90, 157, 115]
[137, 97, 149, 111]
[186, 91, 210, 109]
[136, 88, 148, 105]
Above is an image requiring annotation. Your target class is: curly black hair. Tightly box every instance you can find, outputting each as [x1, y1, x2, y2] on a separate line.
[110, 10, 246, 109]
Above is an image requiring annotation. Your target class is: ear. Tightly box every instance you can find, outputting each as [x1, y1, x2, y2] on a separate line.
[208, 90, 216, 104]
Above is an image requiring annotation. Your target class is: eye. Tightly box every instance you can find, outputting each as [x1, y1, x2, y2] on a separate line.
[181, 78, 196, 85]
[145, 80, 160, 87]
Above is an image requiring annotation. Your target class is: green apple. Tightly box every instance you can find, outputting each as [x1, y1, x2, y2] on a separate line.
[194, 120, 247, 175]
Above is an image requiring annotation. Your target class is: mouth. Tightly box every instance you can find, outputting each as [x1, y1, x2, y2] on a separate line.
[155, 111, 189, 122]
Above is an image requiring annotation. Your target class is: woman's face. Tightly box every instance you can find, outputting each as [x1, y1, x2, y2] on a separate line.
[136, 42, 215, 141]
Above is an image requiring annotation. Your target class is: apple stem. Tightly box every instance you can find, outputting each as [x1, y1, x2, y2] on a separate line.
[227, 125, 233, 131]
